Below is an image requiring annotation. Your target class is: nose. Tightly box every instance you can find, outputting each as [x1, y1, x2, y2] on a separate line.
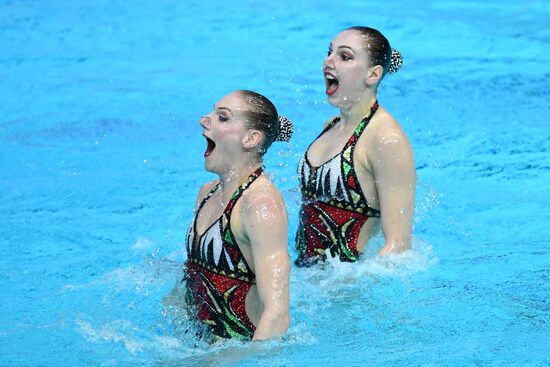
[199, 115, 211, 128]
[323, 54, 335, 68]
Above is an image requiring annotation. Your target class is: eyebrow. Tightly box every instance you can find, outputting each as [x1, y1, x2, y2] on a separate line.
[328, 43, 355, 53]
[337, 45, 355, 53]
[214, 104, 232, 113]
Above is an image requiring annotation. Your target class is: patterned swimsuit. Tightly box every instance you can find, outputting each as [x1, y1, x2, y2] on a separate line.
[184, 167, 263, 340]
[295, 102, 380, 267]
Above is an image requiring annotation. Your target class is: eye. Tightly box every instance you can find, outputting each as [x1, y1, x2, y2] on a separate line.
[326, 49, 333, 57]
[341, 54, 352, 61]
[218, 114, 228, 122]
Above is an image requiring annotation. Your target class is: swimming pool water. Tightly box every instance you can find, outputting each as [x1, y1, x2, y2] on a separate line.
[1, 1, 549, 366]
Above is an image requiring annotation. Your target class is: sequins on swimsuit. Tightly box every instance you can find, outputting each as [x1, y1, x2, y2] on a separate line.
[295, 103, 380, 267]
[184, 167, 263, 340]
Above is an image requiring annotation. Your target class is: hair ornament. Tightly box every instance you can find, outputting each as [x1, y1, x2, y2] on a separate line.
[276, 116, 293, 142]
[388, 48, 403, 74]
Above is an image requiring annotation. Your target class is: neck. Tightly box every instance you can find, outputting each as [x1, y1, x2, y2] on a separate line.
[217, 158, 262, 199]
[338, 91, 377, 126]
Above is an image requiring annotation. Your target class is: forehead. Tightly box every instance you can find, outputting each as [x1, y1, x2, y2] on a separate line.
[216, 92, 247, 114]
[331, 30, 367, 51]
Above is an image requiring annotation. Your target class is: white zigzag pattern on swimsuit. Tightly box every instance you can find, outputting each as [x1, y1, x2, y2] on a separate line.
[199, 223, 235, 270]
[185, 223, 195, 254]
[314, 155, 348, 201]
[298, 157, 308, 185]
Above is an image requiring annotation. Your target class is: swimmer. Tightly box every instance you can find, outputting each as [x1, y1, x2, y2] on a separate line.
[295, 26, 415, 267]
[183, 90, 293, 341]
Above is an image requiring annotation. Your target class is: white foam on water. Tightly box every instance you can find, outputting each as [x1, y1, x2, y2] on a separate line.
[296, 237, 438, 287]
[63, 238, 184, 293]
[70, 236, 437, 362]
[130, 237, 156, 253]
[76, 319, 146, 354]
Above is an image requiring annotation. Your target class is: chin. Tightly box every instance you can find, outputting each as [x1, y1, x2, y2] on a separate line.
[327, 94, 344, 108]
[327, 97, 339, 107]
[328, 92, 355, 109]
[204, 160, 217, 173]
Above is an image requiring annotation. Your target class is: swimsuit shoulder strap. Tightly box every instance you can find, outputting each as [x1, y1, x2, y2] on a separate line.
[316, 116, 341, 140]
[189, 181, 221, 247]
[323, 116, 341, 133]
[224, 166, 264, 217]
[344, 100, 379, 150]
[195, 181, 221, 214]
[303, 116, 341, 157]
[219, 166, 264, 274]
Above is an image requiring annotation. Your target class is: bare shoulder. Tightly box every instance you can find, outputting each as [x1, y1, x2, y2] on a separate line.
[368, 107, 412, 152]
[238, 174, 288, 253]
[241, 175, 286, 214]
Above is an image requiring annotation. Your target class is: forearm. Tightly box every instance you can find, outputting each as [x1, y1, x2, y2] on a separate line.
[252, 306, 290, 341]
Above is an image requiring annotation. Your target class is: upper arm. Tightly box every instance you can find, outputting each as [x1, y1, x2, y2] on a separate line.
[369, 127, 416, 243]
[242, 187, 290, 310]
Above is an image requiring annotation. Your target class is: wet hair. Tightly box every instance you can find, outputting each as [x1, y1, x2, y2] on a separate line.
[345, 26, 403, 76]
[236, 90, 293, 155]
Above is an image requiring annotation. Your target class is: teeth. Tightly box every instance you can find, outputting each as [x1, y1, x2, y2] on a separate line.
[326, 74, 336, 80]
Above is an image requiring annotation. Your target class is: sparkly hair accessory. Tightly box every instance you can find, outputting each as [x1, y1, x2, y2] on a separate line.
[388, 48, 403, 74]
[276, 116, 293, 142]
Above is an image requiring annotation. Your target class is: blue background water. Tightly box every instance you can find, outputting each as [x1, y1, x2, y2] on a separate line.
[1, 1, 549, 366]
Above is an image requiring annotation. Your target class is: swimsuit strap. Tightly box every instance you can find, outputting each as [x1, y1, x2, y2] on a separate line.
[320, 116, 341, 135]
[223, 166, 264, 217]
[308, 101, 379, 152]
[195, 181, 221, 213]
[307, 116, 341, 149]
[343, 100, 379, 150]
[301, 116, 341, 161]
[192, 166, 263, 233]
[189, 182, 221, 247]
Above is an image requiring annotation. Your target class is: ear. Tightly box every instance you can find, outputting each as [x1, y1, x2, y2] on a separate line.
[242, 129, 263, 150]
[365, 65, 384, 86]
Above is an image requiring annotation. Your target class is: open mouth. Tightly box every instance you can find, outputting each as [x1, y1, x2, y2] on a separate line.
[204, 136, 216, 157]
[325, 72, 339, 95]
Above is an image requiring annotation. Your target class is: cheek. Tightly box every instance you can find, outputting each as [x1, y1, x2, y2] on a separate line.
[340, 74, 360, 90]
[216, 126, 243, 144]
[343, 67, 365, 87]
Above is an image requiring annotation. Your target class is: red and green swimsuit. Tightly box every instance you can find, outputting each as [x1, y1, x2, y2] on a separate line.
[296, 103, 380, 267]
[184, 167, 263, 341]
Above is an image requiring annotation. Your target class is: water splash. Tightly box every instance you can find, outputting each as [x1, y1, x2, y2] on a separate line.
[293, 236, 438, 297]
[76, 319, 147, 354]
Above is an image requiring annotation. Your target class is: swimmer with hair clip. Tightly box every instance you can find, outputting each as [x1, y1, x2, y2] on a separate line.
[183, 90, 292, 341]
[295, 26, 415, 267]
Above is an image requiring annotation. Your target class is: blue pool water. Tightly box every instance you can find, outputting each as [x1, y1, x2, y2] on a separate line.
[1, 1, 549, 366]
